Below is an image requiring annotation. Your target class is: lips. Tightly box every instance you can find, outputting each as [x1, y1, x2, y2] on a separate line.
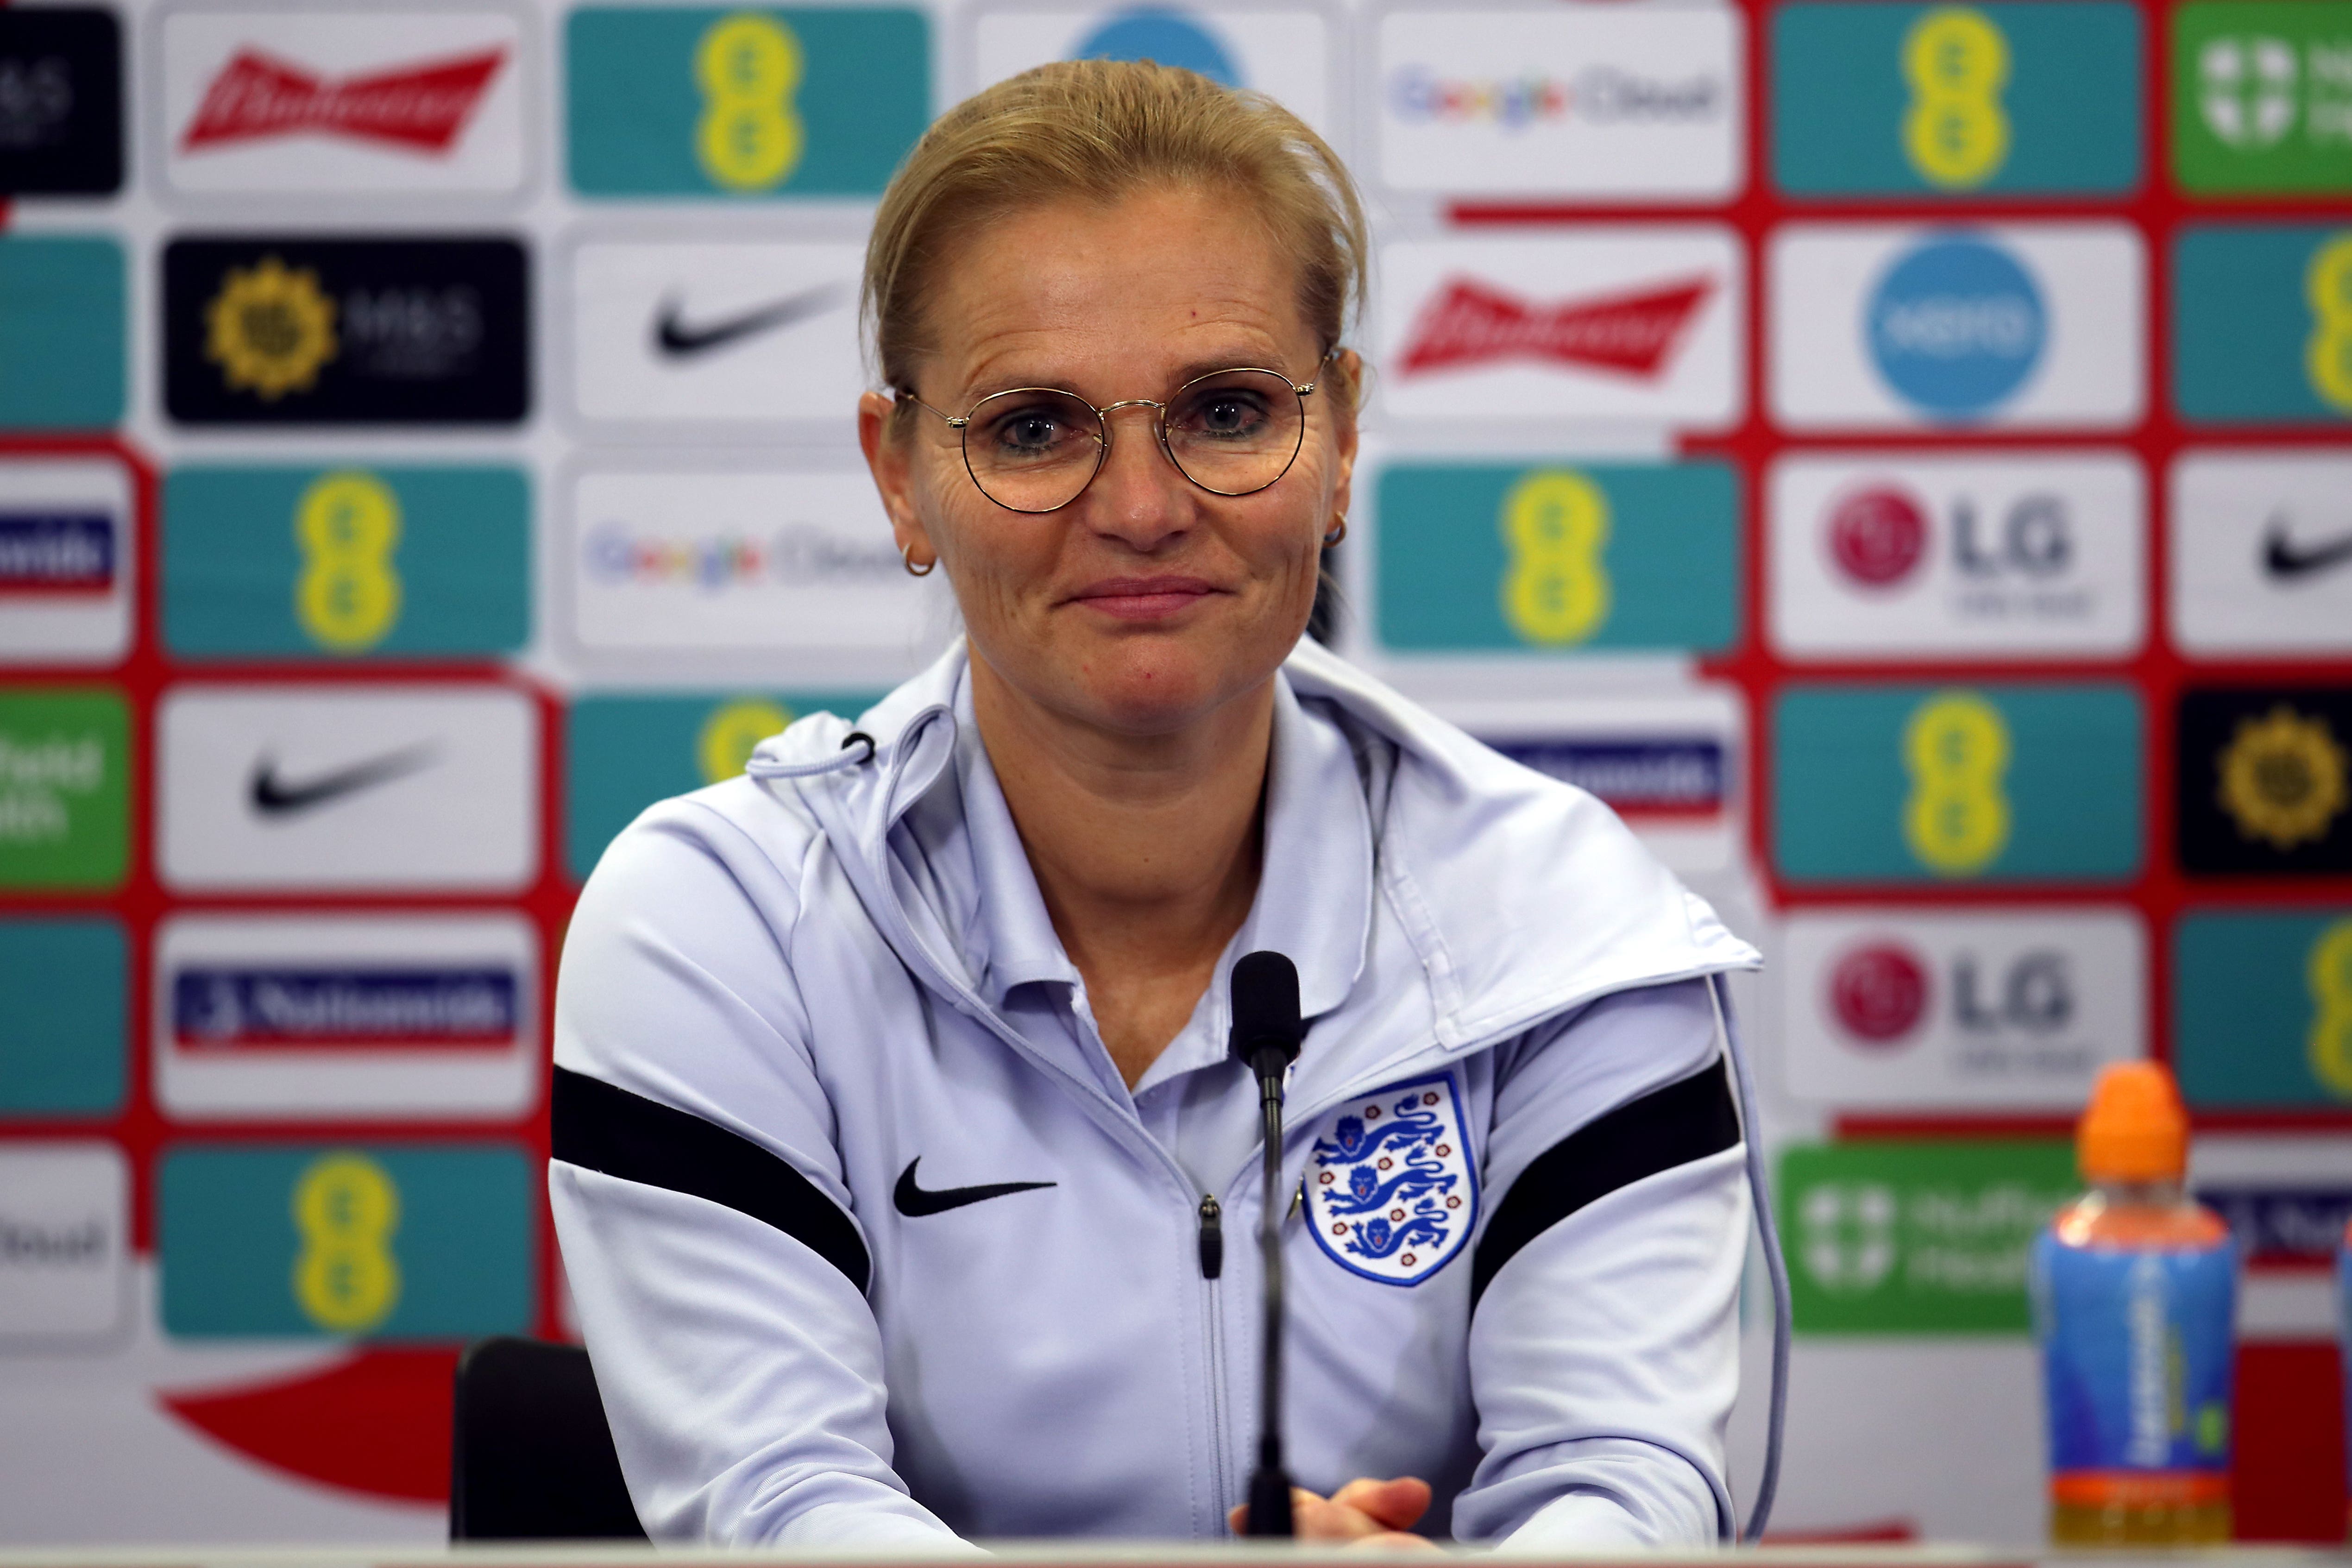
[1066, 574, 1224, 621]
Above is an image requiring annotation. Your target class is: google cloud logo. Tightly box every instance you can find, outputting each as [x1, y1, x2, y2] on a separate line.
[1866, 231, 2046, 422]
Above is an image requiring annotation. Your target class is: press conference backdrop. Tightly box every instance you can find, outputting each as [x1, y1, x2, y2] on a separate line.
[0, 0, 2348, 1546]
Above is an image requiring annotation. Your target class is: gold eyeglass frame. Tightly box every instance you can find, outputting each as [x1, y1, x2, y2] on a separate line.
[896, 353, 1333, 515]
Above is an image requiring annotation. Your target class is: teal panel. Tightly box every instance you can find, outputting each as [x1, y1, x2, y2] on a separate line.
[0, 236, 124, 429]
[0, 918, 124, 1116]
[1773, 2, 2143, 196]
[565, 691, 882, 882]
[1374, 461, 1740, 654]
[2175, 910, 2352, 1108]
[2174, 224, 2352, 424]
[566, 7, 930, 197]
[162, 466, 530, 659]
[159, 1144, 534, 1341]
[1773, 683, 2143, 884]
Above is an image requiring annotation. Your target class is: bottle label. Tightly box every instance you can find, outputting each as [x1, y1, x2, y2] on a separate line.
[2031, 1232, 2237, 1483]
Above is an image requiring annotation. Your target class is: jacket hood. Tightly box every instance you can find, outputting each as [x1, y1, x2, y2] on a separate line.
[748, 638, 1759, 1053]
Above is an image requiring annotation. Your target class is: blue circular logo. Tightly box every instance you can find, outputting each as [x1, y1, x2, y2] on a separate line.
[1866, 233, 2046, 421]
[1071, 7, 1241, 88]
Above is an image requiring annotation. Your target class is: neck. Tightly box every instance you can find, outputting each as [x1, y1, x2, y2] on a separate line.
[969, 652, 1272, 1088]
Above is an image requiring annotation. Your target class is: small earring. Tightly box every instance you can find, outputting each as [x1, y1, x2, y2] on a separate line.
[900, 543, 937, 578]
[1322, 516, 1347, 548]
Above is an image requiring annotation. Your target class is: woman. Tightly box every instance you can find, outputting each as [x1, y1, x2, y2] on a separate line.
[551, 61, 1765, 1550]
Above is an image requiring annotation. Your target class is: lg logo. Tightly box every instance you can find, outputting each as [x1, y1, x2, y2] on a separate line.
[1825, 485, 2073, 590]
[1828, 941, 2074, 1045]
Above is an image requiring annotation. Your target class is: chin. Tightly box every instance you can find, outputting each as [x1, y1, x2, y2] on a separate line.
[1065, 640, 1250, 736]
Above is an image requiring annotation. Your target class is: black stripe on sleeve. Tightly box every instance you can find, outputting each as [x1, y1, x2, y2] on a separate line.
[551, 1065, 871, 1295]
[1470, 1059, 1741, 1308]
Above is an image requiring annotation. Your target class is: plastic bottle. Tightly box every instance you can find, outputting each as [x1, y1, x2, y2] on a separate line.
[2031, 1061, 2237, 1545]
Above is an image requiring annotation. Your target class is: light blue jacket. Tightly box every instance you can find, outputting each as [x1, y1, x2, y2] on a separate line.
[549, 638, 1763, 1549]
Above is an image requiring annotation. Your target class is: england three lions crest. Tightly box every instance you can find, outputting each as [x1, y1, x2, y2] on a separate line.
[1306, 1071, 1478, 1285]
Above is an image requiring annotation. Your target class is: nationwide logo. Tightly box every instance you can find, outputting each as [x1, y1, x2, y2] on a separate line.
[1485, 737, 1726, 816]
[2195, 1185, 2352, 1263]
[1827, 943, 1930, 1045]
[180, 46, 505, 155]
[1397, 274, 1715, 378]
[0, 513, 113, 594]
[2215, 704, 2349, 850]
[173, 964, 518, 1048]
[1826, 486, 1930, 587]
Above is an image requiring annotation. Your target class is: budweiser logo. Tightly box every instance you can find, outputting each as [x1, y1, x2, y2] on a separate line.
[1398, 274, 1715, 378]
[180, 46, 505, 154]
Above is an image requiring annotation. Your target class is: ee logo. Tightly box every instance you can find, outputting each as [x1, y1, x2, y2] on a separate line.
[1902, 690, 2012, 876]
[295, 471, 402, 654]
[1901, 7, 2011, 190]
[2305, 233, 2352, 416]
[695, 12, 806, 193]
[290, 1151, 401, 1335]
[699, 697, 793, 783]
[2308, 918, 2352, 1098]
[1498, 469, 1611, 646]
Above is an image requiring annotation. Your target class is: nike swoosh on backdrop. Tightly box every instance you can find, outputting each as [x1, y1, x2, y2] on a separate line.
[653, 282, 849, 358]
[2263, 515, 2352, 581]
[893, 1157, 1056, 1217]
[249, 743, 440, 816]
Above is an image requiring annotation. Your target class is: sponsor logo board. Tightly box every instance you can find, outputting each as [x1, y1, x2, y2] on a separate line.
[566, 6, 929, 198]
[1783, 908, 2144, 1109]
[2175, 224, 2352, 424]
[159, 11, 525, 196]
[2171, 451, 2352, 656]
[163, 465, 529, 660]
[2175, 908, 2352, 1108]
[0, 1143, 127, 1345]
[2174, 2, 2352, 195]
[163, 236, 528, 426]
[0, 455, 135, 667]
[0, 689, 127, 892]
[566, 691, 881, 880]
[1769, 452, 2145, 660]
[1773, 2, 2141, 196]
[1779, 1138, 2076, 1333]
[569, 239, 862, 432]
[1373, 460, 1739, 654]
[155, 913, 537, 1121]
[0, 237, 124, 430]
[2177, 685, 2352, 876]
[1772, 681, 2143, 884]
[0, 918, 124, 1117]
[158, 683, 537, 893]
[0, 7, 121, 195]
[969, 4, 1333, 140]
[1770, 222, 2144, 430]
[158, 1143, 533, 1339]
[1377, 230, 1744, 427]
[1371, 5, 1740, 199]
[566, 466, 943, 680]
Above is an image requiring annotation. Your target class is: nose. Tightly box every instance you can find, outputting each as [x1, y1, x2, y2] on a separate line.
[1078, 401, 1192, 551]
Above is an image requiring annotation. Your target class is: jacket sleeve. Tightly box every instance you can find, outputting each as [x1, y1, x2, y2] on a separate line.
[547, 805, 973, 1552]
[1452, 977, 1749, 1550]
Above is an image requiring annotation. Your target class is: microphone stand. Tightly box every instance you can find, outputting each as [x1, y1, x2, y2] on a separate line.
[1229, 951, 1302, 1538]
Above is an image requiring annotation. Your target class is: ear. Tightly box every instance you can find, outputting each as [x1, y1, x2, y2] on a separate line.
[859, 389, 938, 566]
[1324, 350, 1361, 538]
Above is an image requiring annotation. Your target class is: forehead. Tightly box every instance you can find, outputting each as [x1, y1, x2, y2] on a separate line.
[923, 185, 1316, 400]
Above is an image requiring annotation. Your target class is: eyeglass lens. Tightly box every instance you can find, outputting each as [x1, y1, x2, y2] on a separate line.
[960, 368, 1307, 513]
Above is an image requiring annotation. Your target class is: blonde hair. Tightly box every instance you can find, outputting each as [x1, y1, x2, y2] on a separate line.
[862, 59, 1367, 410]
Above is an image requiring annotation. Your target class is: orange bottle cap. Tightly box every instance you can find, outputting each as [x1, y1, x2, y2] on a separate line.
[2078, 1062, 2188, 1183]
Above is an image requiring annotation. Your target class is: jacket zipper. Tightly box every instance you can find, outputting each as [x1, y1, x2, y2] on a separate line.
[1197, 1193, 1232, 1525]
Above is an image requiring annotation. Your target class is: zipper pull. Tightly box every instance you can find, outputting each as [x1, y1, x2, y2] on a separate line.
[1197, 1193, 1223, 1279]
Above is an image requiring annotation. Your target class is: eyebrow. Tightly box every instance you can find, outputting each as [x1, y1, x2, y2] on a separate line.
[960, 347, 1305, 405]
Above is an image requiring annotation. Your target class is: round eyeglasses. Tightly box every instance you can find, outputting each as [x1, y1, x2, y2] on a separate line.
[898, 361, 1327, 515]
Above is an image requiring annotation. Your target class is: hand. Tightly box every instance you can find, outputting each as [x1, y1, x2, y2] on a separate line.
[1229, 1476, 1440, 1549]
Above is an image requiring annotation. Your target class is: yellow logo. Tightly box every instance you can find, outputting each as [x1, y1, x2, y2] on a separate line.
[206, 256, 338, 401]
[698, 697, 793, 784]
[694, 13, 806, 192]
[2216, 704, 2350, 850]
[1498, 469, 1611, 646]
[1901, 690, 2012, 875]
[2308, 920, 2352, 1099]
[1901, 7, 2012, 189]
[294, 472, 402, 654]
[2303, 233, 2352, 416]
[290, 1151, 401, 1335]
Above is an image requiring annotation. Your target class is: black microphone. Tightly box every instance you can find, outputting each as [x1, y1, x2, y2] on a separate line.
[1228, 950, 1304, 1538]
